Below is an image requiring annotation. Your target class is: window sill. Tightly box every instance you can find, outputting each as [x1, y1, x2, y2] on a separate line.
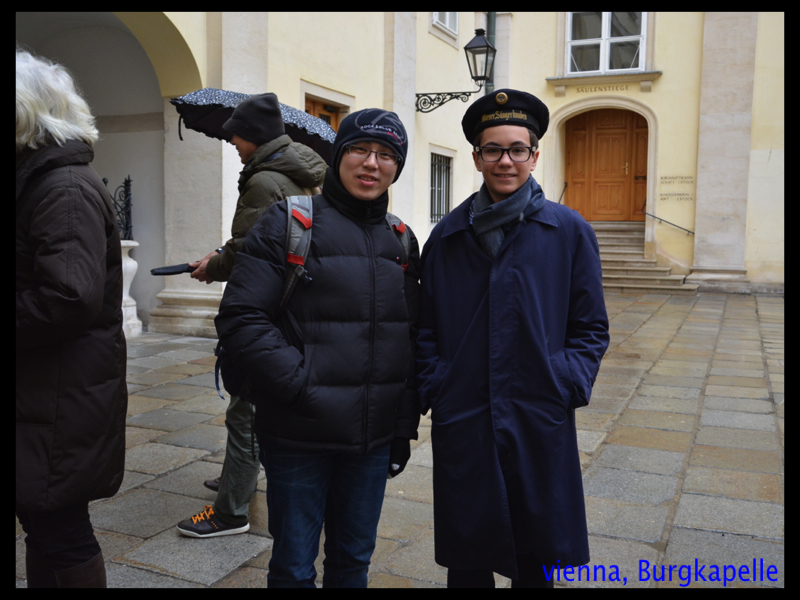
[546, 71, 662, 96]
[429, 20, 459, 49]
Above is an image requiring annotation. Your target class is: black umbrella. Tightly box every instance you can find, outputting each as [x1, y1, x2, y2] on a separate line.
[170, 87, 336, 166]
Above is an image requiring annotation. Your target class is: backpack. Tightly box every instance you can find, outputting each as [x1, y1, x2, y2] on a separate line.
[215, 195, 411, 400]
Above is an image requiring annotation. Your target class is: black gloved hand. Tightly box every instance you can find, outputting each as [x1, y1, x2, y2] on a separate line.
[388, 438, 411, 479]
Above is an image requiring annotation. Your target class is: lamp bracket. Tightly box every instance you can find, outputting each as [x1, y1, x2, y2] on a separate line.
[415, 88, 482, 113]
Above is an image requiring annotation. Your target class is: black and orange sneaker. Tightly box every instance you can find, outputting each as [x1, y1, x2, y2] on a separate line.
[176, 505, 250, 538]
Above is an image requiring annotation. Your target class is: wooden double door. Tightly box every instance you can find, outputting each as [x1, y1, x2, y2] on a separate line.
[564, 109, 647, 221]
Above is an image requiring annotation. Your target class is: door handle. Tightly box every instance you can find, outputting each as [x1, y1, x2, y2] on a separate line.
[625, 161, 629, 175]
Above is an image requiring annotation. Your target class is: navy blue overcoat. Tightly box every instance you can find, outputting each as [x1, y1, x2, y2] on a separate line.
[416, 178, 609, 579]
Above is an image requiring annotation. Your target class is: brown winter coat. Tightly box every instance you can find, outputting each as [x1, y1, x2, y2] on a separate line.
[16, 140, 128, 512]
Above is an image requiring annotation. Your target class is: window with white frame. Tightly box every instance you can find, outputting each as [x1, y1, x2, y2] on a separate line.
[430, 153, 452, 223]
[433, 12, 458, 36]
[567, 12, 646, 75]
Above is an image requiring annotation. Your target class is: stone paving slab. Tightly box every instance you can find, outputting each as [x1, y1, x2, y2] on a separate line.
[156, 423, 228, 453]
[557, 535, 661, 588]
[127, 342, 197, 359]
[642, 374, 706, 388]
[141, 460, 228, 501]
[377, 497, 434, 542]
[132, 383, 215, 402]
[617, 409, 696, 432]
[628, 395, 699, 415]
[383, 529, 447, 586]
[683, 466, 782, 503]
[694, 426, 780, 452]
[576, 410, 619, 431]
[117, 528, 271, 586]
[638, 385, 701, 400]
[90, 489, 210, 538]
[607, 426, 693, 453]
[128, 356, 188, 370]
[125, 442, 209, 475]
[127, 395, 177, 417]
[168, 393, 229, 415]
[674, 494, 784, 539]
[577, 429, 607, 453]
[595, 445, 686, 476]
[385, 465, 434, 505]
[703, 397, 773, 414]
[584, 496, 668, 543]
[156, 363, 215, 376]
[211, 566, 270, 588]
[689, 445, 781, 473]
[583, 466, 678, 505]
[115, 470, 156, 495]
[107, 563, 203, 588]
[699, 410, 775, 431]
[177, 372, 218, 388]
[664, 528, 783, 588]
[126, 408, 212, 431]
[704, 385, 770, 399]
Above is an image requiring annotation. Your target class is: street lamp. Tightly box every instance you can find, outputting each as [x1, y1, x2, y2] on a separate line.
[415, 29, 497, 113]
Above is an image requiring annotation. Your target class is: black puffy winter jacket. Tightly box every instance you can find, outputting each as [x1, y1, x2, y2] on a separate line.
[215, 168, 420, 453]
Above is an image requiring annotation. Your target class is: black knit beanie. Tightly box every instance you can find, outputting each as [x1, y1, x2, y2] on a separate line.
[332, 108, 408, 182]
[223, 93, 285, 146]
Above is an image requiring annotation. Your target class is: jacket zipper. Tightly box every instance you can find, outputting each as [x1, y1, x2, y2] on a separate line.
[361, 224, 376, 453]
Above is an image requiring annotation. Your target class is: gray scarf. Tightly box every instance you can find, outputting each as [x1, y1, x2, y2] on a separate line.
[470, 176, 545, 259]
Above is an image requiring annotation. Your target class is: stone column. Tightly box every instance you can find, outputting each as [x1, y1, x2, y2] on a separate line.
[149, 13, 272, 338]
[384, 12, 417, 230]
[148, 98, 225, 338]
[686, 13, 759, 292]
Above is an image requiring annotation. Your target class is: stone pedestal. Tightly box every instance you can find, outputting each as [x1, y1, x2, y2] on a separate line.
[120, 240, 143, 337]
[685, 266, 751, 294]
[148, 288, 220, 338]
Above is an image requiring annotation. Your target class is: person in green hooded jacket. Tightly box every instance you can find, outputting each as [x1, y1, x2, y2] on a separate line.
[177, 93, 327, 538]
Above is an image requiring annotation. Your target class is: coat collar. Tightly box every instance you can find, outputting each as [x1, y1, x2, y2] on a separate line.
[441, 192, 560, 239]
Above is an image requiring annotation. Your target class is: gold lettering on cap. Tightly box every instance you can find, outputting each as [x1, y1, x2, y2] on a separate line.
[481, 110, 529, 123]
[496, 92, 509, 104]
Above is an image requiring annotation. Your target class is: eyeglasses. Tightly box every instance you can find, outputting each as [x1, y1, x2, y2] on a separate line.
[475, 145, 536, 163]
[346, 144, 401, 165]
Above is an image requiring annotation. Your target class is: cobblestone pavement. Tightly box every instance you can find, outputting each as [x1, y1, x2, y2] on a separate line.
[16, 293, 784, 588]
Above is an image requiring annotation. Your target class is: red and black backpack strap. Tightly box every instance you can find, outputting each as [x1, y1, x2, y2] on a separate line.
[385, 212, 410, 272]
[280, 195, 314, 313]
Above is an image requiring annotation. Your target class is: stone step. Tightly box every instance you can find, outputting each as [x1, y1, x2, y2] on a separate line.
[603, 274, 688, 287]
[589, 221, 645, 232]
[599, 244, 645, 253]
[602, 266, 672, 277]
[595, 234, 645, 245]
[603, 282, 700, 295]
[601, 249, 648, 259]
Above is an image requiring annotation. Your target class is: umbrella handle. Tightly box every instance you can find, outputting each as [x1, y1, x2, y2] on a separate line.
[178, 115, 184, 141]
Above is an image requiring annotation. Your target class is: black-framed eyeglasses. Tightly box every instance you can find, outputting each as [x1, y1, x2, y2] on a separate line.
[346, 144, 401, 165]
[475, 145, 535, 163]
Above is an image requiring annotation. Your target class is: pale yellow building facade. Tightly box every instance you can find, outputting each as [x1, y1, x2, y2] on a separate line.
[16, 12, 784, 336]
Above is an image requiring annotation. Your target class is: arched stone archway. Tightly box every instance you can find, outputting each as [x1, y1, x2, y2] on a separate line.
[544, 96, 659, 258]
[16, 12, 206, 328]
[113, 12, 203, 98]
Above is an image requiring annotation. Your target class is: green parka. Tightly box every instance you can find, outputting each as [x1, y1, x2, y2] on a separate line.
[206, 134, 327, 281]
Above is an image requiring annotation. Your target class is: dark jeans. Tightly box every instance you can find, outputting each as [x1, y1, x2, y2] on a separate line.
[17, 503, 101, 571]
[259, 443, 391, 588]
[447, 552, 556, 588]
